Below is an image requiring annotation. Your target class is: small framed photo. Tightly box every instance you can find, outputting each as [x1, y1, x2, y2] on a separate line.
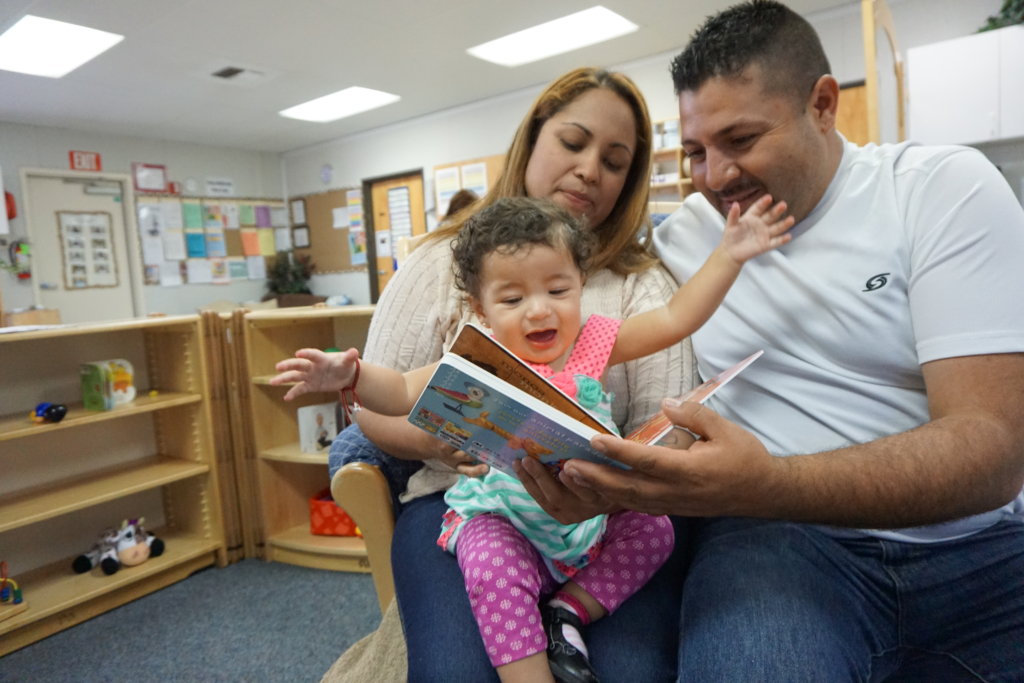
[292, 225, 310, 248]
[290, 198, 306, 225]
[132, 162, 168, 193]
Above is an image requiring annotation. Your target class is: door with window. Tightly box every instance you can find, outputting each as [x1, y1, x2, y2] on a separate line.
[21, 168, 144, 323]
[366, 171, 425, 302]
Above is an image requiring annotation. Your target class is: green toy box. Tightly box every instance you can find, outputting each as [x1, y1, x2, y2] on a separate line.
[80, 359, 136, 411]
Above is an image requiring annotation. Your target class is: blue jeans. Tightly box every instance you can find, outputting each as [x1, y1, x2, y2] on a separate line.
[394, 494, 689, 682]
[332, 423, 688, 680]
[680, 517, 1024, 682]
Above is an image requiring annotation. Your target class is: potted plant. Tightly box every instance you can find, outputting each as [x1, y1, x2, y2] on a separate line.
[263, 251, 325, 307]
[979, 0, 1023, 31]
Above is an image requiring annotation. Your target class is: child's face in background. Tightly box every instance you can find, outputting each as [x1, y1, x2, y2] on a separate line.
[471, 243, 583, 367]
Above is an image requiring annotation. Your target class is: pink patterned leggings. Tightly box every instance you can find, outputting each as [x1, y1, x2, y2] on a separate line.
[455, 511, 675, 667]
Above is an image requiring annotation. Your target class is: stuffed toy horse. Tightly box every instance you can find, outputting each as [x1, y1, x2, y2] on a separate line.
[72, 518, 165, 575]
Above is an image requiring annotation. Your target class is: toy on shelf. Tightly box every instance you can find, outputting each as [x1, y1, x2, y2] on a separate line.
[72, 518, 165, 576]
[0, 561, 28, 623]
[80, 358, 136, 411]
[30, 401, 68, 424]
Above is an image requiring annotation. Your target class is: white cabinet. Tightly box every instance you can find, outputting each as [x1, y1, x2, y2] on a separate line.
[999, 26, 1024, 141]
[907, 25, 1024, 145]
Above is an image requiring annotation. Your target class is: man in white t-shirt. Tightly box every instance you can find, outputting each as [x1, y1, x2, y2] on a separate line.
[517, 1, 1024, 678]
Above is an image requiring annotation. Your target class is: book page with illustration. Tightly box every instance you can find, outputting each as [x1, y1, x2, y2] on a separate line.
[408, 323, 762, 478]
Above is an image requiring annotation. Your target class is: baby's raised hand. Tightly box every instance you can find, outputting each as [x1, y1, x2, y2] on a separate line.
[723, 194, 794, 264]
[269, 347, 360, 401]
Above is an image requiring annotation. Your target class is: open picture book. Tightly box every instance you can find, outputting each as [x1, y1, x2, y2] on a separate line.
[407, 323, 762, 479]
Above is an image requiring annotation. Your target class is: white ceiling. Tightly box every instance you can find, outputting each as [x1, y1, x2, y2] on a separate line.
[0, 0, 850, 154]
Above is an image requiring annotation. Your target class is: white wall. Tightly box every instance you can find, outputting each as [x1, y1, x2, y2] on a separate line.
[282, 0, 1012, 305]
[0, 121, 282, 315]
[3, 0, 1013, 312]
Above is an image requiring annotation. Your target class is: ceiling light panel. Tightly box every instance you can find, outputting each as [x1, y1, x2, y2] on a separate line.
[467, 6, 638, 67]
[279, 86, 401, 123]
[0, 15, 124, 78]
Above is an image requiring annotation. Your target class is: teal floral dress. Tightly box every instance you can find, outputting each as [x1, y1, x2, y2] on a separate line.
[438, 315, 622, 582]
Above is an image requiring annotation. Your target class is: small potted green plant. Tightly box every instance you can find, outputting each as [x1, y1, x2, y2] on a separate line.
[263, 251, 325, 307]
[979, 0, 1023, 31]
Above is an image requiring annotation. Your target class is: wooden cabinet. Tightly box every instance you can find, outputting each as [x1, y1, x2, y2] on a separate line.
[907, 25, 1024, 145]
[238, 305, 374, 572]
[650, 119, 695, 200]
[0, 316, 226, 655]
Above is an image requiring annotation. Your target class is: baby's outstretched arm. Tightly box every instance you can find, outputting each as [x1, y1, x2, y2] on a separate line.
[611, 194, 792, 366]
[720, 193, 793, 264]
[270, 348, 358, 401]
[270, 347, 434, 415]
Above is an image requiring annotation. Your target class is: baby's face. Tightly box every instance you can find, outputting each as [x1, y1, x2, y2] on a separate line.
[472, 243, 583, 367]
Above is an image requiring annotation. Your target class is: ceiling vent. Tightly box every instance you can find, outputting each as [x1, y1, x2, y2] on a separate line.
[212, 66, 245, 79]
[206, 65, 272, 87]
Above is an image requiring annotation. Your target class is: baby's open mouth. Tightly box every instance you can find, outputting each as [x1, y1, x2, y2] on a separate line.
[526, 329, 557, 343]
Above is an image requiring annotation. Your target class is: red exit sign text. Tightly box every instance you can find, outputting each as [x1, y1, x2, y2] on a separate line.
[69, 150, 102, 171]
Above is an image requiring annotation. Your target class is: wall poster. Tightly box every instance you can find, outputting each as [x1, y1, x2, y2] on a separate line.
[57, 211, 119, 289]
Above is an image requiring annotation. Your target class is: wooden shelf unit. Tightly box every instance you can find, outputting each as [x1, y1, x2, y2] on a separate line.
[0, 315, 226, 656]
[238, 305, 374, 572]
[650, 119, 696, 200]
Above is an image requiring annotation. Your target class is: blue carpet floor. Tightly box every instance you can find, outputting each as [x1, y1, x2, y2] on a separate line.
[0, 559, 380, 682]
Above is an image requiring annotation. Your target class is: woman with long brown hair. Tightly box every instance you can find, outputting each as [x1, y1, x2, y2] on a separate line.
[332, 67, 695, 681]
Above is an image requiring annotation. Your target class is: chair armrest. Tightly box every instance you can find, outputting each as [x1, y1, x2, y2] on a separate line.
[331, 462, 395, 613]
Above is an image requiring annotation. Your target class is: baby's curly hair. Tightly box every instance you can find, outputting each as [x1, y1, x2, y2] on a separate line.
[451, 197, 595, 298]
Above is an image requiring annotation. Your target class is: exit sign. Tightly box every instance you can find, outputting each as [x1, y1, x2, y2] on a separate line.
[69, 150, 102, 171]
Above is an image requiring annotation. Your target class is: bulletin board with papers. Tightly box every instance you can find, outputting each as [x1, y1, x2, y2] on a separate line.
[432, 153, 504, 218]
[135, 195, 286, 287]
[289, 187, 366, 274]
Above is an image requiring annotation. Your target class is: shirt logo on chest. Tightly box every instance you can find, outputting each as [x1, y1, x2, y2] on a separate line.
[862, 273, 890, 292]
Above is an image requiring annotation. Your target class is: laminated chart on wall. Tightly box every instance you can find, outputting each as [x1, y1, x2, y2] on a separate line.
[137, 200, 166, 266]
[270, 205, 288, 228]
[246, 254, 266, 279]
[182, 200, 203, 229]
[240, 229, 261, 256]
[274, 227, 292, 252]
[204, 203, 224, 229]
[210, 257, 230, 284]
[347, 189, 366, 266]
[387, 187, 412, 240]
[57, 211, 118, 289]
[185, 230, 207, 258]
[460, 162, 488, 198]
[239, 203, 256, 226]
[205, 227, 227, 258]
[223, 203, 240, 229]
[186, 258, 213, 283]
[434, 166, 460, 218]
[257, 228, 276, 255]
[227, 256, 249, 279]
[255, 205, 271, 227]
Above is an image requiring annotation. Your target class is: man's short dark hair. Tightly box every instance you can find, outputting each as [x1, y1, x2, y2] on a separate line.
[670, 0, 831, 105]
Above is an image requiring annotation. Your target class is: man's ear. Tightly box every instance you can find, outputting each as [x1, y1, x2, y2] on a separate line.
[808, 74, 839, 132]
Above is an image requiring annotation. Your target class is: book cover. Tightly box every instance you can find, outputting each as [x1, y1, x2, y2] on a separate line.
[409, 323, 762, 478]
[447, 322, 609, 432]
[297, 401, 339, 454]
[408, 353, 620, 478]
